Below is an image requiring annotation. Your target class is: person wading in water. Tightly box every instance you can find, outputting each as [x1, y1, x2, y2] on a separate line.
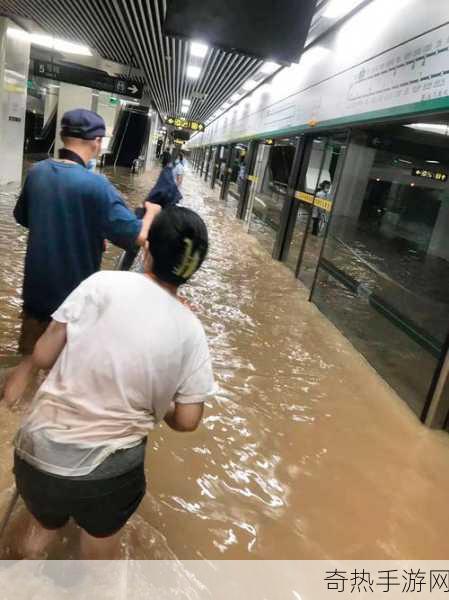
[7, 206, 214, 559]
[1, 109, 156, 406]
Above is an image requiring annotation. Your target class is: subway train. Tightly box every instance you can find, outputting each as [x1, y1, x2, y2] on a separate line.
[186, 0, 449, 431]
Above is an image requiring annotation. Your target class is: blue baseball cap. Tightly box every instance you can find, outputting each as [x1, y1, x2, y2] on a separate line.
[61, 109, 106, 139]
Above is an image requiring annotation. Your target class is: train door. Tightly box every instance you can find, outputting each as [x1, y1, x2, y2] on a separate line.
[220, 144, 236, 201]
[282, 132, 349, 289]
[236, 141, 258, 219]
[204, 146, 214, 181]
[205, 145, 216, 182]
[193, 148, 200, 171]
[246, 137, 299, 256]
[200, 147, 209, 177]
[211, 145, 222, 189]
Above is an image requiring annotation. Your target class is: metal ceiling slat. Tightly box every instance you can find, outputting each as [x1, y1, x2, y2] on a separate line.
[138, 0, 169, 112]
[165, 36, 175, 112]
[198, 57, 260, 121]
[178, 40, 189, 120]
[50, 1, 111, 66]
[171, 37, 180, 114]
[175, 38, 182, 115]
[186, 47, 215, 120]
[18, 1, 67, 40]
[89, 2, 130, 65]
[125, 0, 167, 112]
[192, 48, 220, 111]
[81, 1, 128, 65]
[198, 53, 242, 120]
[108, 0, 167, 112]
[152, 0, 172, 114]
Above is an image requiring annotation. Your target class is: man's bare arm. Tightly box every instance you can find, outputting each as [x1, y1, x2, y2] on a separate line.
[136, 202, 161, 247]
[33, 320, 67, 370]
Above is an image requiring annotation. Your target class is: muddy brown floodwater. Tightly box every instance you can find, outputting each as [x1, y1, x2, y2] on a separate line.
[0, 163, 449, 560]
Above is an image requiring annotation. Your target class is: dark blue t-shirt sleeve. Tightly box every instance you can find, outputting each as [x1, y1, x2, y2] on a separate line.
[14, 178, 30, 228]
[100, 179, 141, 250]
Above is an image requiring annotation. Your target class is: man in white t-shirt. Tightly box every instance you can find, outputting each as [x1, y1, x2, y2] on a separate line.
[10, 206, 214, 559]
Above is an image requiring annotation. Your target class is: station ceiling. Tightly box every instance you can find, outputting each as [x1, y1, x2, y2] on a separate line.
[0, 0, 265, 123]
[0, 0, 359, 125]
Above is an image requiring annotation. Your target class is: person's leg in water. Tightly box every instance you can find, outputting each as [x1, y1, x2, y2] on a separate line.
[11, 510, 60, 559]
[1, 313, 49, 406]
[8, 505, 122, 559]
[80, 529, 122, 560]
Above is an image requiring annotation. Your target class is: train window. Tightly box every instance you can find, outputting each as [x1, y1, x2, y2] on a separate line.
[312, 118, 449, 420]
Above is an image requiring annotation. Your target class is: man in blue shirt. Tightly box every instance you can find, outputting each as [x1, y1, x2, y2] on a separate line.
[3, 108, 155, 405]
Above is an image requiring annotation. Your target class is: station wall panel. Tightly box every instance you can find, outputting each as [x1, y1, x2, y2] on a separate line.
[189, 0, 449, 146]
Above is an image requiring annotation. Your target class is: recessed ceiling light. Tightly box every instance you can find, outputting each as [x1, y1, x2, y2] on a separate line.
[260, 61, 280, 75]
[301, 46, 330, 66]
[186, 65, 201, 79]
[190, 41, 209, 58]
[242, 79, 258, 91]
[30, 33, 91, 56]
[406, 123, 449, 135]
[426, 160, 440, 164]
[323, 0, 359, 19]
[181, 106, 188, 114]
[6, 27, 29, 42]
[182, 98, 191, 106]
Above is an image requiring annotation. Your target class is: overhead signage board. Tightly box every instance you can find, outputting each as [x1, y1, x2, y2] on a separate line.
[412, 167, 448, 182]
[33, 60, 143, 99]
[165, 116, 205, 132]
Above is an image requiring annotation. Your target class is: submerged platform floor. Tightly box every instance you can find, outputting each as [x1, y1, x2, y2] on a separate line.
[0, 163, 449, 559]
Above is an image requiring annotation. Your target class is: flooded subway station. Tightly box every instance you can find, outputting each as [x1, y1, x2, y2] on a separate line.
[1, 167, 449, 559]
[1, 0, 449, 571]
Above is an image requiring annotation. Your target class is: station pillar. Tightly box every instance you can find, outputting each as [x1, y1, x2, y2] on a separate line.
[145, 113, 160, 171]
[54, 83, 93, 155]
[0, 18, 30, 185]
[332, 131, 376, 233]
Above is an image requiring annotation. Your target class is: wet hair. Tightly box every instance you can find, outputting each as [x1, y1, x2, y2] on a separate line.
[148, 206, 208, 286]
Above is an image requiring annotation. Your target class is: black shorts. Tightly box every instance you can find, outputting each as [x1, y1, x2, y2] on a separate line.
[14, 452, 146, 538]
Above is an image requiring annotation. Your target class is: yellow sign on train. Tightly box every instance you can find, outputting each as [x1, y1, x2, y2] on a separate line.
[294, 190, 332, 213]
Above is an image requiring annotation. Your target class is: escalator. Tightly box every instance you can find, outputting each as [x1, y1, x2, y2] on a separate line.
[108, 105, 151, 168]
[24, 108, 57, 159]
